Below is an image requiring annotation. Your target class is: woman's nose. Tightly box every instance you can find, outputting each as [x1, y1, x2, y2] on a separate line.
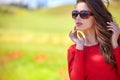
[76, 14, 81, 20]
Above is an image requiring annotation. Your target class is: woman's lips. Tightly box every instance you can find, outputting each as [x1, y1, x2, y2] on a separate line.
[76, 22, 83, 26]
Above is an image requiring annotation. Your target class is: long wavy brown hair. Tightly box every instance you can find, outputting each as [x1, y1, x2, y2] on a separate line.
[76, 0, 120, 67]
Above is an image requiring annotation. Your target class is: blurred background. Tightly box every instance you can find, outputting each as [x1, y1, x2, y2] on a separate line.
[0, 0, 120, 80]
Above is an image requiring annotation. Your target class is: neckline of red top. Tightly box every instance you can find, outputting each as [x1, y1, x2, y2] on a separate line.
[84, 43, 99, 48]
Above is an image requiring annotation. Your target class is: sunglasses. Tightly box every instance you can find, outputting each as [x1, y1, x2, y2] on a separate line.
[72, 10, 93, 19]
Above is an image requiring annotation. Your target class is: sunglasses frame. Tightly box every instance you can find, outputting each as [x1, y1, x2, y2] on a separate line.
[72, 10, 93, 19]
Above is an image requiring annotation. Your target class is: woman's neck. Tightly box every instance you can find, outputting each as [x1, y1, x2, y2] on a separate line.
[83, 29, 98, 46]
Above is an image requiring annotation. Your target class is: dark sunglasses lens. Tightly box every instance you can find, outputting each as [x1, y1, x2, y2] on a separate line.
[72, 10, 78, 19]
[80, 11, 90, 19]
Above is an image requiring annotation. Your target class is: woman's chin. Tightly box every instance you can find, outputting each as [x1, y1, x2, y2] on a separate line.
[76, 26, 80, 29]
[76, 26, 82, 30]
[77, 28, 85, 31]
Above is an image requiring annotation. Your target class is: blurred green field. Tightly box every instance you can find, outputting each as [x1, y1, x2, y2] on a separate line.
[0, 1, 120, 80]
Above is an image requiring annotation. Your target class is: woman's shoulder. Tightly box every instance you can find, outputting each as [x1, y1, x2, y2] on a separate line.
[68, 44, 76, 51]
[67, 44, 76, 60]
[67, 44, 77, 55]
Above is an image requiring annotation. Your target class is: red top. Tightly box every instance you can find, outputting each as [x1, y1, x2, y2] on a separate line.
[67, 44, 120, 80]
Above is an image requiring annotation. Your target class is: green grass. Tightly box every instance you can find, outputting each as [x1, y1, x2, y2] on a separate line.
[0, 2, 120, 80]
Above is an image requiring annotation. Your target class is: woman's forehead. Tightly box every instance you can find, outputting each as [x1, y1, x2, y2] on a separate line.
[76, 2, 91, 11]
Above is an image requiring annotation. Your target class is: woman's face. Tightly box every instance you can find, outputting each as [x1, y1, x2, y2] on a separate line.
[74, 2, 95, 31]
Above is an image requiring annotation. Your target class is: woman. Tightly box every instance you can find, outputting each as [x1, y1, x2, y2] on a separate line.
[67, 0, 120, 80]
